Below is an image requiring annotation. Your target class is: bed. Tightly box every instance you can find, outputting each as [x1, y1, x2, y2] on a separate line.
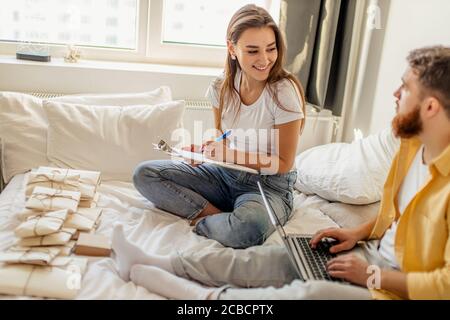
[0, 172, 352, 299]
[0, 89, 393, 299]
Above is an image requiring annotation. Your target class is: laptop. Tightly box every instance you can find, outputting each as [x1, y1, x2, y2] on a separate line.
[257, 181, 341, 282]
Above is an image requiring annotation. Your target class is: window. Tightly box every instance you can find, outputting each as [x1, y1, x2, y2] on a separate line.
[148, 0, 281, 66]
[0, 0, 281, 67]
[0, 0, 137, 49]
[162, 0, 281, 47]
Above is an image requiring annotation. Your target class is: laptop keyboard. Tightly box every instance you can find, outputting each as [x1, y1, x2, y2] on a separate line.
[296, 237, 339, 281]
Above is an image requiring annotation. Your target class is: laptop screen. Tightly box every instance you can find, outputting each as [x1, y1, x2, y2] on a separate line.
[257, 181, 303, 278]
[257, 181, 289, 241]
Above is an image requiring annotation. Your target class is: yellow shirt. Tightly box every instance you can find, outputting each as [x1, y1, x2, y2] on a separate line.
[369, 137, 450, 300]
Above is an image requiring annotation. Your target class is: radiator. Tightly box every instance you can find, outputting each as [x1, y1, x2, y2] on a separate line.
[29, 92, 212, 110]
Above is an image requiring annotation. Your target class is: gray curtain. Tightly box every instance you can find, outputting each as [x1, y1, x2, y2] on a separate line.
[0, 138, 4, 192]
[282, 0, 356, 116]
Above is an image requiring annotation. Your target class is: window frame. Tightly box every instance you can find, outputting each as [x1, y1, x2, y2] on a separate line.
[146, 0, 226, 67]
[0, 0, 279, 67]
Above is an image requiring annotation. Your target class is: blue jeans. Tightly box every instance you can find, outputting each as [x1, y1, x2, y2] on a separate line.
[133, 160, 296, 249]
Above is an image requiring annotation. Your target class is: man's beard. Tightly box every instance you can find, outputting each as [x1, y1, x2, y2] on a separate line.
[392, 105, 423, 138]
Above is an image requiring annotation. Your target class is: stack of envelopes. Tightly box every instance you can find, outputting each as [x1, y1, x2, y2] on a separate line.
[0, 166, 103, 299]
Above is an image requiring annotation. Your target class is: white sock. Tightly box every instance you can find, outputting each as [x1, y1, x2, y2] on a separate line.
[130, 264, 218, 300]
[111, 223, 174, 281]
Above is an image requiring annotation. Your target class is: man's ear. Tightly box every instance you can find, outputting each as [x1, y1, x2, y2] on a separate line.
[423, 96, 442, 119]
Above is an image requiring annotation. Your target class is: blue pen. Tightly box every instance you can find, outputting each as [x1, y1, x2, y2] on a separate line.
[215, 130, 232, 142]
[201, 130, 231, 153]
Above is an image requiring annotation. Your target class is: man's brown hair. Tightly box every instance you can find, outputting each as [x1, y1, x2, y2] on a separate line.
[407, 46, 450, 118]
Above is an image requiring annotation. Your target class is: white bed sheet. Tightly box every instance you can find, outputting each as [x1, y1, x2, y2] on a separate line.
[0, 173, 338, 300]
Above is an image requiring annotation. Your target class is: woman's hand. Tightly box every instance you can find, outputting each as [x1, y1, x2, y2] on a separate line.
[310, 227, 361, 254]
[203, 140, 232, 162]
[181, 144, 203, 167]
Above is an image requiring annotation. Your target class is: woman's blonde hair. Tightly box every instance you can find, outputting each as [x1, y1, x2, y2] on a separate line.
[214, 4, 306, 133]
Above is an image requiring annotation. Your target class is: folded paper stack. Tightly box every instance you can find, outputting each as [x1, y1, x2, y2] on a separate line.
[15, 209, 69, 238]
[25, 172, 81, 197]
[26, 186, 81, 213]
[0, 166, 103, 299]
[35, 167, 101, 207]
[0, 257, 88, 299]
[0, 247, 61, 266]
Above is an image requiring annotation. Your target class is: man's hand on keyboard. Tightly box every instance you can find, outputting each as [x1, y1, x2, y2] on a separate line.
[326, 254, 371, 287]
[310, 227, 360, 253]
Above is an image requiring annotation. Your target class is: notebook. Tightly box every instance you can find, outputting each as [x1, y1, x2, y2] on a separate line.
[153, 139, 259, 174]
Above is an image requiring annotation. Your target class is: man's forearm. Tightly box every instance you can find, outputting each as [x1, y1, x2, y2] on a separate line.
[380, 270, 408, 299]
[354, 217, 378, 241]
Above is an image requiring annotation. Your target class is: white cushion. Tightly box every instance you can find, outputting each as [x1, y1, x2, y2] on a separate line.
[319, 201, 380, 229]
[50, 86, 172, 106]
[43, 100, 185, 181]
[295, 127, 400, 204]
[0, 88, 172, 183]
[0, 93, 48, 183]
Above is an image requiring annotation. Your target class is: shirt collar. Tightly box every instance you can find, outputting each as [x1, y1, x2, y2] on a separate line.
[406, 136, 450, 177]
[432, 142, 450, 177]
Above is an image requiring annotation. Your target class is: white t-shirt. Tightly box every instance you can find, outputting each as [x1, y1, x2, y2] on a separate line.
[205, 68, 304, 157]
[378, 145, 429, 269]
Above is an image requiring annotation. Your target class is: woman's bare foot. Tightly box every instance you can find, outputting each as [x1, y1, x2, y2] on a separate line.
[189, 202, 221, 226]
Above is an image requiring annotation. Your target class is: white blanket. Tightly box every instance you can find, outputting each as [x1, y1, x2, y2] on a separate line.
[0, 173, 338, 299]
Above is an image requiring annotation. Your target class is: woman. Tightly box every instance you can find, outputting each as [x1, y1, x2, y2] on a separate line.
[133, 4, 305, 249]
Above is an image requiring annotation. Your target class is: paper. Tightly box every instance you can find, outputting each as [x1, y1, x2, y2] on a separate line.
[64, 214, 95, 231]
[36, 167, 100, 199]
[153, 140, 259, 174]
[25, 172, 81, 197]
[15, 209, 68, 238]
[9, 241, 77, 257]
[74, 233, 111, 257]
[36, 166, 101, 187]
[17, 228, 77, 247]
[26, 186, 81, 213]
[0, 247, 61, 266]
[0, 257, 88, 299]
[78, 192, 100, 208]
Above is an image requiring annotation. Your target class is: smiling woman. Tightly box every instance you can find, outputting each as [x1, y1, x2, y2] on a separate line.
[130, 4, 306, 250]
[229, 28, 278, 86]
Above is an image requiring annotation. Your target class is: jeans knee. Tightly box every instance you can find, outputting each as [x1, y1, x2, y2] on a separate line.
[196, 213, 271, 249]
[235, 218, 271, 248]
[132, 160, 162, 189]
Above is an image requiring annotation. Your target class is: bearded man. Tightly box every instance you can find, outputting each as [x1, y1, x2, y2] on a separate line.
[310, 45, 450, 299]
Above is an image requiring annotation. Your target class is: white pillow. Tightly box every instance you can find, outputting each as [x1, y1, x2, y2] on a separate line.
[50, 86, 172, 106]
[43, 100, 185, 181]
[0, 93, 48, 183]
[0, 88, 172, 183]
[295, 127, 400, 204]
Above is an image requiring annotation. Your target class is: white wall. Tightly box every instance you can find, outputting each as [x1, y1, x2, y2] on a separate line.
[0, 57, 220, 100]
[352, 0, 450, 138]
[4, 0, 449, 141]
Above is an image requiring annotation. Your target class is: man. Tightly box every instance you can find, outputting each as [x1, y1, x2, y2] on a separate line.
[112, 46, 450, 300]
[309, 45, 450, 299]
